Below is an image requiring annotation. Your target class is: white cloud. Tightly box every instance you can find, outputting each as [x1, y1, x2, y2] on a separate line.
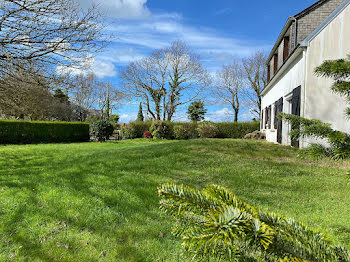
[206, 108, 234, 122]
[80, 0, 150, 19]
[119, 112, 137, 123]
[57, 55, 116, 79]
[107, 14, 271, 63]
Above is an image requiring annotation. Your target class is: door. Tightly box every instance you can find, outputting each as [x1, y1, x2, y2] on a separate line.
[274, 97, 283, 144]
[291, 86, 301, 147]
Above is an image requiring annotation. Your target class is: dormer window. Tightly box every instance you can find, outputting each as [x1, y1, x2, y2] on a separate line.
[283, 36, 290, 61]
[273, 54, 278, 74]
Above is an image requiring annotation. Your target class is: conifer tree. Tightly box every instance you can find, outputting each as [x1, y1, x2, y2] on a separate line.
[137, 103, 144, 121]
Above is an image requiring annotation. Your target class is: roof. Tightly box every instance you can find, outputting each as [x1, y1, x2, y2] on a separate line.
[301, 0, 350, 46]
[262, 0, 350, 96]
[266, 0, 340, 64]
[294, 0, 332, 19]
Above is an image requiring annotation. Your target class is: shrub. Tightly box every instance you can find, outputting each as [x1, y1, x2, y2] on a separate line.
[91, 120, 114, 142]
[197, 121, 218, 138]
[215, 121, 260, 139]
[158, 183, 350, 261]
[280, 113, 350, 159]
[121, 121, 152, 139]
[0, 120, 90, 144]
[173, 123, 199, 140]
[143, 131, 152, 139]
[150, 120, 171, 139]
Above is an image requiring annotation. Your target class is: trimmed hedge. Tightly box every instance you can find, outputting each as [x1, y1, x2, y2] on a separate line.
[0, 120, 90, 144]
[215, 122, 260, 139]
[120, 121, 260, 140]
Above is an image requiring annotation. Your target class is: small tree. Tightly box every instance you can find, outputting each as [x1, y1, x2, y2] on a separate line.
[137, 103, 144, 121]
[187, 100, 207, 122]
[91, 120, 114, 142]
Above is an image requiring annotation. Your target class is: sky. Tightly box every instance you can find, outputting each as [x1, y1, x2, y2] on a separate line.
[77, 0, 320, 123]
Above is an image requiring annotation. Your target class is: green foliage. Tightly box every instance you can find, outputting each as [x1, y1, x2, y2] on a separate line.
[110, 114, 120, 124]
[0, 120, 90, 144]
[121, 121, 152, 139]
[158, 183, 350, 261]
[91, 120, 114, 142]
[137, 103, 144, 122]
[53, 88, 70, 104]
[150, 120, 172, 139]
[197, 121, 218, 138]
[279, 113, 350, 160]
[187, 100, 207, 122]
[86, 114, 103, 123]
[215, 122, 260, 139]
[315, 55, 350, 118]
[173, 123, 199, 140]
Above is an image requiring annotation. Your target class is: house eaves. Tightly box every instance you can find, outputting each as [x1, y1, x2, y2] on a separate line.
[266, 17, 294, 64]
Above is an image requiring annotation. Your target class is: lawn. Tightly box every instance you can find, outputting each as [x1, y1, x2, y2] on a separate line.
[0, 139, 349, 261]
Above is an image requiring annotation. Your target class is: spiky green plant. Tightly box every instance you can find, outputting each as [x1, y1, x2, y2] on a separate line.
[158, 183, 350, 262]
[279, 113, 350, 160]
[315, 55, 350, 118]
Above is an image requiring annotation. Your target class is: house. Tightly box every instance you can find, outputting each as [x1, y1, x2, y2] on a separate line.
[261, 0, 350, 147]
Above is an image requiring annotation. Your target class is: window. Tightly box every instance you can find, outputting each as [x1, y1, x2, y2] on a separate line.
[283, 36, 290, 62]
[265, 106, 272, 129]
[267, 64, 271, 82]
[273, 54, 278, 74]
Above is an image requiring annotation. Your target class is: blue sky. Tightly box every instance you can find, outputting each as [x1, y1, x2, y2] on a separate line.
[77, 0, 319, 123]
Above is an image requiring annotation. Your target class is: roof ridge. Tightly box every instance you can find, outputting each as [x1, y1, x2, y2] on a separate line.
[294, 0, 331, 18]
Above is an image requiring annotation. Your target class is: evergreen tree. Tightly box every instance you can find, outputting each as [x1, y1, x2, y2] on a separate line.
[53, 89, 69, 104]
[158, 183, 350, 261]
[187, 100, 207, 122]
[137, 103, 144, 121]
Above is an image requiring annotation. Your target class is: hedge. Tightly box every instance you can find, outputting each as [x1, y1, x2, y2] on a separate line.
[215, 122, 260, 139]
[120, 121, 260, 140]
[0, 120, 90, 144]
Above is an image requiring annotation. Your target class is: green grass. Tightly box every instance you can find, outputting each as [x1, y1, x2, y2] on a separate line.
[0, 139, 349, 261]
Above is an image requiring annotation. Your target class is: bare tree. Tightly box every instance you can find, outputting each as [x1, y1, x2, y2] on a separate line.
[95, 81, 124, 119]
[0, 0, 106, 78]
[214, 62, 244, 122]
[164, 41, 210, 121]
[121, 41, 209, 121]
[242, 51, 268, 118]
[68, 73, 98, 121]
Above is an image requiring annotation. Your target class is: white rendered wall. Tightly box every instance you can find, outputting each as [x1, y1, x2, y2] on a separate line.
[303, 3, 350, 146]
[261, 52, 306, 145]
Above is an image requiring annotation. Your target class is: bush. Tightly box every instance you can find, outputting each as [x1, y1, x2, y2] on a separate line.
[91, 120, 114, 142]
[150, 120, 171, 139]
[173, 123, 199, 140]
[143, 131, 152, 139]
[121, 121, 152, 139]
[215, 121, 260, 139]
[0, 120, 90, 144]
[197, 121, 218, 138]
[159, 183, 350, 261]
